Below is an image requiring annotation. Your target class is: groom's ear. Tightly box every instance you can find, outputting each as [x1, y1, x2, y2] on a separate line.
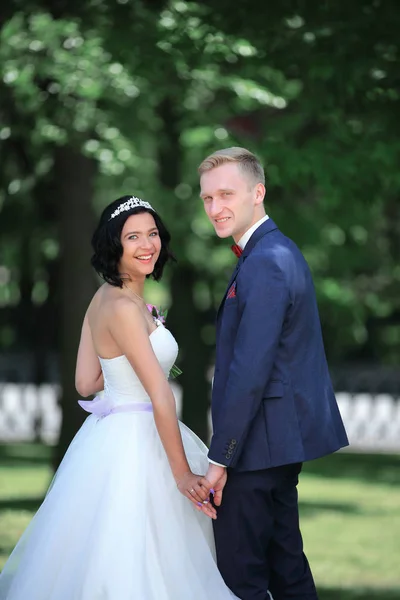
[254, 183, 266, 205]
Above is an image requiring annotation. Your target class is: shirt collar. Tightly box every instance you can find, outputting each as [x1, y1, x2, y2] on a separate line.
[238, 215, 270, 250]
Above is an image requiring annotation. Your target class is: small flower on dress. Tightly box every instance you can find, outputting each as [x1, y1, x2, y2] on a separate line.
[146, 304, 166, 324]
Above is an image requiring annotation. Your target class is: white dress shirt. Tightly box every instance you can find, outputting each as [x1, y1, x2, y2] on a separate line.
[209, 214, 270, 468]
[237, 215, 270, 250]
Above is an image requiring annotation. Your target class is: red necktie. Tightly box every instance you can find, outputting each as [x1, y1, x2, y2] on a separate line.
[231, 244, 243, 258]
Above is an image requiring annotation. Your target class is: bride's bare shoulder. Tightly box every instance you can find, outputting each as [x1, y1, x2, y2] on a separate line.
[88, 284, 129, 318]
[100, 285, 142, 319]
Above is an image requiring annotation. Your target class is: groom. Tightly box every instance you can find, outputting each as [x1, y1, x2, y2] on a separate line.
[199, 147, 349, 600]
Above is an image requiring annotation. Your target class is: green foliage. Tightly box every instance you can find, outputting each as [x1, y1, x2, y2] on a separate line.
[0, 10, 141, 175]
[0, 0, 399, 364]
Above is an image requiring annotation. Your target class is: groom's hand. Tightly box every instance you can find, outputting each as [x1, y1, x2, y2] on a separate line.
[201, 464, 227, 507]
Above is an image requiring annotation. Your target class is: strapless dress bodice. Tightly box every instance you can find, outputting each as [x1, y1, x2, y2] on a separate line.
[98, 325, 178, 406]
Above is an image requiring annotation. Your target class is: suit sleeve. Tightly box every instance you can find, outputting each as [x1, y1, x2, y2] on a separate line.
[208, 252, 290, 467]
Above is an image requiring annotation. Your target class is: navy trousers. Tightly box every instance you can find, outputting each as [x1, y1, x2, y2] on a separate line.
[212, 464, 318, 600]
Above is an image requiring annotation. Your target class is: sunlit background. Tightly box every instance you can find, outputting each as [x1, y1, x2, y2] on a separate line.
[0, 1, 399, 598]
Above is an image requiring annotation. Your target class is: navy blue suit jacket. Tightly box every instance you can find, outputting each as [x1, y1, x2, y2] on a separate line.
[209, 218, 349, 471]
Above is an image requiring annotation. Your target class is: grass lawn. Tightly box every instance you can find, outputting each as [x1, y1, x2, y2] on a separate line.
[0, 444, 399, 599]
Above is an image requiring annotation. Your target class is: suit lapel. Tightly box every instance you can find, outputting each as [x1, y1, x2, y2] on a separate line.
[216, 218, 279, 325]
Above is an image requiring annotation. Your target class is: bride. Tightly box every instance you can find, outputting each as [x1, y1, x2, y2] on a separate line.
[0, 195, 236, 600]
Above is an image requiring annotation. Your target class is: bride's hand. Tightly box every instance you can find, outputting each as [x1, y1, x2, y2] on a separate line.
[176, 471, 217, 519]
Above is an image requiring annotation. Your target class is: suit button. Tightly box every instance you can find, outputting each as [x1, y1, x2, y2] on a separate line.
[231, 439, 237, 445]
[229, 444, 234, 450]
[225, 453, 230, 459]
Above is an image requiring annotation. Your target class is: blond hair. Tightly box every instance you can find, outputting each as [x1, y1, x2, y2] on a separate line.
[198, 147, 265, 186]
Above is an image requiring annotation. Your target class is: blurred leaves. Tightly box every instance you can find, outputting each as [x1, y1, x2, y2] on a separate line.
[0, 0, 399, 364]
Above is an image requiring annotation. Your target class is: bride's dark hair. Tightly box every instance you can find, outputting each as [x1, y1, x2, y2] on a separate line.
[91, 195, 175, 287]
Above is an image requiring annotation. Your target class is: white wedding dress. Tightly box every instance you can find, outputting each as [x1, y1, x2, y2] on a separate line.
[0, 324, 237, 600]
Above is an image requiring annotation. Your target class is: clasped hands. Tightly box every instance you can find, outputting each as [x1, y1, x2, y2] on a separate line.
[176, 464, 227, 519]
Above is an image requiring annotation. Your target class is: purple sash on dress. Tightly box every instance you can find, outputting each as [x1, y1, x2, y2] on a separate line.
[78, 395, 153, 417]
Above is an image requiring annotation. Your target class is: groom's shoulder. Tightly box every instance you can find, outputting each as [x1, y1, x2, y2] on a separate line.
[261, 222, 303, 252]
[257, 225, 297, 256]
[253, 228, 306, 272]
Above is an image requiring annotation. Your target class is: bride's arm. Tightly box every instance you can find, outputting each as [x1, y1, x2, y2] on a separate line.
[75, 313, 104, 397]
[110, 300, 214, 515]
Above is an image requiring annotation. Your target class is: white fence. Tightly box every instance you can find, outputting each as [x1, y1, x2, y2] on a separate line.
[0, 384, 62, 444]
[0, 383, 399, 452]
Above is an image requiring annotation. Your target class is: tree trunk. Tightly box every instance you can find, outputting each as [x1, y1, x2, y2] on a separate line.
[53, 145, 97, 468]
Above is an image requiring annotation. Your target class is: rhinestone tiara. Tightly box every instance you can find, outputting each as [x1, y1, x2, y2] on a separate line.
[109, 196, 155, 220]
